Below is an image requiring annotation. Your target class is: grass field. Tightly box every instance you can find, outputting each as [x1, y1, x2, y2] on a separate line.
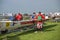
[0, 21, 60, 40]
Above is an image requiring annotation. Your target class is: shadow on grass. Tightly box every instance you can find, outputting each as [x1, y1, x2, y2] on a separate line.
[0, 24, 57, 40]
[7, 24, 57, 38]
[42, 24, 57, 32]
[0, 36, 20, 40]
[8, 36, 20, 40]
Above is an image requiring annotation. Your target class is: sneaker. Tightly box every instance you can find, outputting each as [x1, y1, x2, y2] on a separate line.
[40, 28, 43, 31]
[34, 31, 37, 33]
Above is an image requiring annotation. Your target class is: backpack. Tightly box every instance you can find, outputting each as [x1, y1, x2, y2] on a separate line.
[37, 16, 42, 21]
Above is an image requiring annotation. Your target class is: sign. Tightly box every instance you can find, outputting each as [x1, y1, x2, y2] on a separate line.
[6, 22, 10, 28]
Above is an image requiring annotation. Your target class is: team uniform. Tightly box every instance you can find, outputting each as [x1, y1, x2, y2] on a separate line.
[34, 13, 45, 30]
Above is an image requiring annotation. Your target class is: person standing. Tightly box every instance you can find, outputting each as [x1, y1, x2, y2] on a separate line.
[31, 12, 36, 20]
[9, 14, 14, 21]
[16, 13, 23, 21]
[34, 12, 45, 31]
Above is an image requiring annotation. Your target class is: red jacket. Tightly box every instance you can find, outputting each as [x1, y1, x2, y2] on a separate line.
[34, 13, 45, 22]
[35, 14, 45, 20]
[16, 14, 22, 21]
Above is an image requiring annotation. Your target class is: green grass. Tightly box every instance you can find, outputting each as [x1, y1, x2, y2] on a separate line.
[0, 22, 60, 40]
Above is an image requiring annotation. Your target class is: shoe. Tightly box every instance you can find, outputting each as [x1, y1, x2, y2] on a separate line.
[34, 31, 37, 33]
[40, 28, 43, 31]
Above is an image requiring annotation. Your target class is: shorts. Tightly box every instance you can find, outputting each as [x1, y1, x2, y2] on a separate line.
[37, 22, 43, 29]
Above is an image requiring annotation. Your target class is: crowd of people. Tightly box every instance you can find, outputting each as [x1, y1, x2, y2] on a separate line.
[9, 12, 45, 31]
[31, 12, 45, 31]
[0, 12, 45, 34]
[9, 13, 23, 21]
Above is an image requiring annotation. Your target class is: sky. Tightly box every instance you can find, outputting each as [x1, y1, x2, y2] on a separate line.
[0, 0, 60, 14]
